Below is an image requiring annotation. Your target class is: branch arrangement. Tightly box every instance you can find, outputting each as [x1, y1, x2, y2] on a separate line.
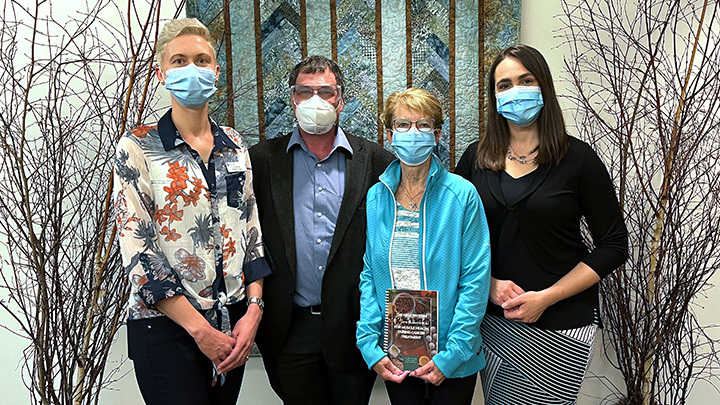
[0, 1, 181, 403]
[560, 1, 720, 404]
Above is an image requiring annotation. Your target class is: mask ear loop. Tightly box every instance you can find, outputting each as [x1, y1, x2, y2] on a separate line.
[155, 65, 167, 85]
[156, 63, 218, 86]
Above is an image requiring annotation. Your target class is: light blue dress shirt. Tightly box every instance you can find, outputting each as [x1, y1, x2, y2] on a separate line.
[288, 126, 353, 307]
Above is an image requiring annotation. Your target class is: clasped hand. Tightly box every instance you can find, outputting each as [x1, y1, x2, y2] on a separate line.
[193, 324, 235, 367]
[217, 308, 262, 374]
[491, 278, 550, 324]
[194, 310, 261, 374]
[373, 357, 446, 386]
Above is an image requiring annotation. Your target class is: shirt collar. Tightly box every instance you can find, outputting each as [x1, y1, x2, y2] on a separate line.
[286, 126, 354, 159]
[158, 108, 240, 152]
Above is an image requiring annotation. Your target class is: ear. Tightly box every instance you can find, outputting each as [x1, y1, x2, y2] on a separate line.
[335, 98, 345, 115]
[386, 129, 393, 144]
[155, 66, 165, 85]
[434, 128, 441, 143]
[290, 92, 298, 115]
[214, 65, 221, 81]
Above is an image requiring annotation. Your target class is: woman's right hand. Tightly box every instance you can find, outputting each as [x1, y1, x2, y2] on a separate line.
[191, 323, 236, 366]
[489, 277, 525, 307]
[155, 296, 236, 366]
[372, 357, 410, 383]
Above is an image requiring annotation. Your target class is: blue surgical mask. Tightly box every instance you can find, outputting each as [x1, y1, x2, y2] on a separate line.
[391, 129, 437, 166]
[496, 86, 544, 127]
[164, 63, 217, 109]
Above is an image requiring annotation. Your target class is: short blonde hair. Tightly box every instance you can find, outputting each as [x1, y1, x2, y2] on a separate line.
[382, 88, 444, 129]
[156, 18, 216, 66]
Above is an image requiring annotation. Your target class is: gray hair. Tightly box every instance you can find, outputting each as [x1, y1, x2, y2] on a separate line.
[155, 18, 215, 66]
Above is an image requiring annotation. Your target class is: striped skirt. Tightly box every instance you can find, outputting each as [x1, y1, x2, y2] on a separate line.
[480, 314, 597, 405]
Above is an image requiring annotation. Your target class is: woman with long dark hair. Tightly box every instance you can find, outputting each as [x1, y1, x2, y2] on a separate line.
[455, 44, 628, 404]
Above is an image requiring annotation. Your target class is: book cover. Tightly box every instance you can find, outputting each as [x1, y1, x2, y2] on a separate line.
[384, 289, 438, 371]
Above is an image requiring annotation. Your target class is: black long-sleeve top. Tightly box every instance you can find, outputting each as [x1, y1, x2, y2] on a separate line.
[456, 136, 628, 329]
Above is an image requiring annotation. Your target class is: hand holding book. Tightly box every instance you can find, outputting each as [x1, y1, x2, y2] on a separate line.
[384, 289, 438, 372]
[410, 359, 446, 386]
[371, 356, 410, 383]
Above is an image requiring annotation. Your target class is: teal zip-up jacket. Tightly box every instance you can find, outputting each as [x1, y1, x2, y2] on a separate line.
[356, 155, 492, 378]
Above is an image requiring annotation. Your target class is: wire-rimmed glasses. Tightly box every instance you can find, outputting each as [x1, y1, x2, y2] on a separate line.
[391, 118, 436, 133]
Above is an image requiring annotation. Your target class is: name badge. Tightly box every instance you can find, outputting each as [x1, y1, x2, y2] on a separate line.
[226, 161, 246, 172]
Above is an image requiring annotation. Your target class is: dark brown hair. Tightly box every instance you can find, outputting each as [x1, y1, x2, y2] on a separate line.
[476, 44, 569, 170]
[288, 55, 345, 91]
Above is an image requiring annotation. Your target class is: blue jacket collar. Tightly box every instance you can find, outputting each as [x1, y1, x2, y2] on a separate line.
[379, 154, 446, 191]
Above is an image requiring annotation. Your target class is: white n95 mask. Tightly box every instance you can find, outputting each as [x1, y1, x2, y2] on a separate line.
[294, 95, 339, 134]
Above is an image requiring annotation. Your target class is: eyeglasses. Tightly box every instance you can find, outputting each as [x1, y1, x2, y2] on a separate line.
[290, 84, 343, 102]
[391, 118, 436, 133]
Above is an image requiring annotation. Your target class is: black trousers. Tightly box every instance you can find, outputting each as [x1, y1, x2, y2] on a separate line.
[384, 372, 478, 405]
[262, 306, 376, 405]
[127, 302, 247, 405]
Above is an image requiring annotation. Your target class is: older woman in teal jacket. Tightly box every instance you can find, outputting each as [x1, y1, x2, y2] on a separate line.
[356, 88, 491, 405]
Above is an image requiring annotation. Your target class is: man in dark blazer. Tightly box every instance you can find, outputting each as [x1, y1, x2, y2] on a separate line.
[250, 56, 394, 405]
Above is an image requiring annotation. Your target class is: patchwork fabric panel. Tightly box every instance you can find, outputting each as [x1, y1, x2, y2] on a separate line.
[188, 0, 520, 169]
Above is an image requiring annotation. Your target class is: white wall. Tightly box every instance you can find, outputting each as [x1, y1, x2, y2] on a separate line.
[2, 1, 718, 404]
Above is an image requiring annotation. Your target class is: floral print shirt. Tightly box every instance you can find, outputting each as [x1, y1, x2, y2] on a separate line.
[114, 109, 271, 322]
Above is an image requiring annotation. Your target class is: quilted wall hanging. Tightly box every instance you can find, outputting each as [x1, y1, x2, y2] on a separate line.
[187, 0, 520, 169]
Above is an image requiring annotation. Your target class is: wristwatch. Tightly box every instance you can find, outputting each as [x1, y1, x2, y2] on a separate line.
[248, 296, 264, 310]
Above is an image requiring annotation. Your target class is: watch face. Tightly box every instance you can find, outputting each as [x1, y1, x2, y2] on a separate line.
[249, 297, 264, 309]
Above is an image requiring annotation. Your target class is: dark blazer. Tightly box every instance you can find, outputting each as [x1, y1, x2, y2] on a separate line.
[250, 131, 394, 371]
[456, 137, 628, 329]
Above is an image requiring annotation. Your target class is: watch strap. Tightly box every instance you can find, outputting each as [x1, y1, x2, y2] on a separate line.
[248, 296, 264, 310]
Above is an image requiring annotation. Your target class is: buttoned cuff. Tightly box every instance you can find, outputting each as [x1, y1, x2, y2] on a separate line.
[243, 256, 272, 284]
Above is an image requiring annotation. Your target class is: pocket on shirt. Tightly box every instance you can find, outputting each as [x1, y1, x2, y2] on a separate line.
[225, 171, 247, 208]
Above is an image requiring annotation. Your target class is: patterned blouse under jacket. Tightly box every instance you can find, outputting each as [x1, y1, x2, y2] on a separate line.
[114, 110, 271, 323]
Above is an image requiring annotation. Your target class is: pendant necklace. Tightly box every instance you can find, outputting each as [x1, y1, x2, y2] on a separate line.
[507, 144, 540, 165]
[399, 181, 425, 211]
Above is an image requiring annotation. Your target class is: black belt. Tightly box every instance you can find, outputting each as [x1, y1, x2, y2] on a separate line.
[294, 304, 321, 315]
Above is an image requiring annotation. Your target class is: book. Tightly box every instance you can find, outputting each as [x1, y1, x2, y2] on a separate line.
[384, 289, 438, 371]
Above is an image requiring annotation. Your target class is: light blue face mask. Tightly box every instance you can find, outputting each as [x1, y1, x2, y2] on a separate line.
[391, 129, 437, 166]
[164, 63, 217, 110]
[496, 86, 544, 127]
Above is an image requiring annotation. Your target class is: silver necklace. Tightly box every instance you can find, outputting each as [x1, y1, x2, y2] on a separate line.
[399, 181, 425, 211]
[507, 145, 539, 165]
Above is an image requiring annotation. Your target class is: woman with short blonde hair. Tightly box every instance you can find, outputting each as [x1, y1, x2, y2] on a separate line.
[381, 88, 444, 131]
[357, 87, 491, 405]
[155, 18, 216, 64]
[114, 18, 270, 404]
